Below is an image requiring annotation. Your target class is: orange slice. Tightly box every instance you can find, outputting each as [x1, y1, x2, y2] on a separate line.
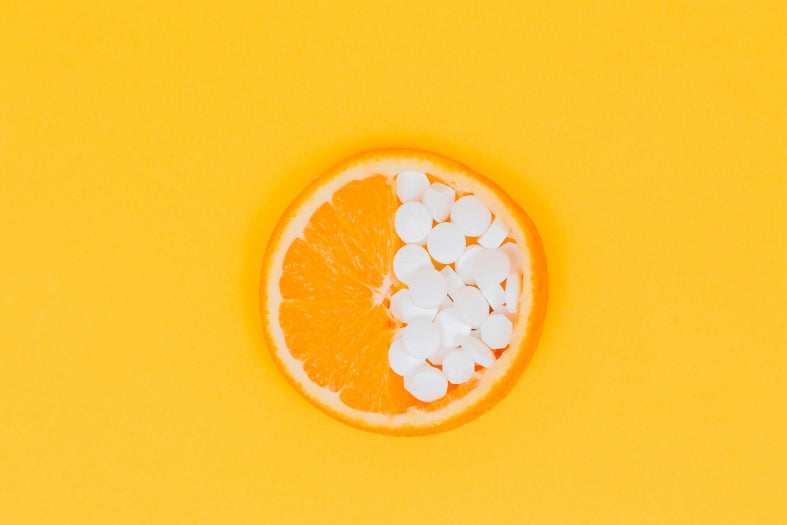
[260, 149, 547, 435]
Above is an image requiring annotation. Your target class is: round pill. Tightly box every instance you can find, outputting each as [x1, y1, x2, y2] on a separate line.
[441, 350, 475, 384]
[440, 266, 464, 295]
[396, 171, 429, 202]
[404, 366, 448, 402]
[434, 307, 472, 347]
[402, 318, 441, 359]
[450, 195, 492, 236]
[455, 244, 484, 284]
[478, 217, 509, 249]
[388, 338, 424, 376]
[480, 313, 513, 350]
[471, 248, 510, 285]
[408, 267, 448, 309]
[426, 222, 466, 264]
[394, 201, 433, 243]
[393, 244, 432, 285]
[499, 242, 523, 273]
[451, 285, 490, 328]
[389, 289, 438, 323]
[505, 273, 521, 314]
[422, 182, 456, 221]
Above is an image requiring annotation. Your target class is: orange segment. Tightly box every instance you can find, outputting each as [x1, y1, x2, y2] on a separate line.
[281, 301, 399, 404]
[261, 149, 548, 435]
[329, 176, 399, 281]
[280, 239, 372, 301]
[336, 327, 413, 414]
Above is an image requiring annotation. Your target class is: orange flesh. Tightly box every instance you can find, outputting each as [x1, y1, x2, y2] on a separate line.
[278, 174, 494, 414]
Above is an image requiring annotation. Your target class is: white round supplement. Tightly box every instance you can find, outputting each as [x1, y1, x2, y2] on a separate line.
[404, 366, 448, 402]
[427, 346, 454, 366]
[396, 171, 429, 202]
[471, 248, 510, 285]
[440, 266, 464, 295]
[392, 244, 432, 285]
[459, 334, 495, 368]
[422, 182, 456, 222]
[402, 318, 441, 359]
[450, 195, 492, 236]
[451, 285, 490, 328]
[499, 242, 523, 273]
[480, 313, 513, 350]
[480, 282, 505, 310]
[478, 217, 509, 249]
[441, 350, 475, 384]
[455, 244, 484, 284]
[426, 222, 466, 264]
[505, 273, 521, 314]
[408, 267, 447, 309]
[388, 338, 424, 376]
[434, 307, 472, 347]
[389, 289, 437, 323]
[394, 201, 433, 243]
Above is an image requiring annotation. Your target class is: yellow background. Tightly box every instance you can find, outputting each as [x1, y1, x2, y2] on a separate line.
[2, 1, 785, 522]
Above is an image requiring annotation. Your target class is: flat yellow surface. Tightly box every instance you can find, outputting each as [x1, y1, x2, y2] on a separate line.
[1, 1, 785, 523]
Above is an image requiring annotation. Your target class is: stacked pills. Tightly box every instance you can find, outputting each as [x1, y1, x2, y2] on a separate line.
[388, 171, 524, 402]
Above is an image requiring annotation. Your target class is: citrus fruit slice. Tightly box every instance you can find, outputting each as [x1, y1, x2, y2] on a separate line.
[260, 149, 547, 435]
